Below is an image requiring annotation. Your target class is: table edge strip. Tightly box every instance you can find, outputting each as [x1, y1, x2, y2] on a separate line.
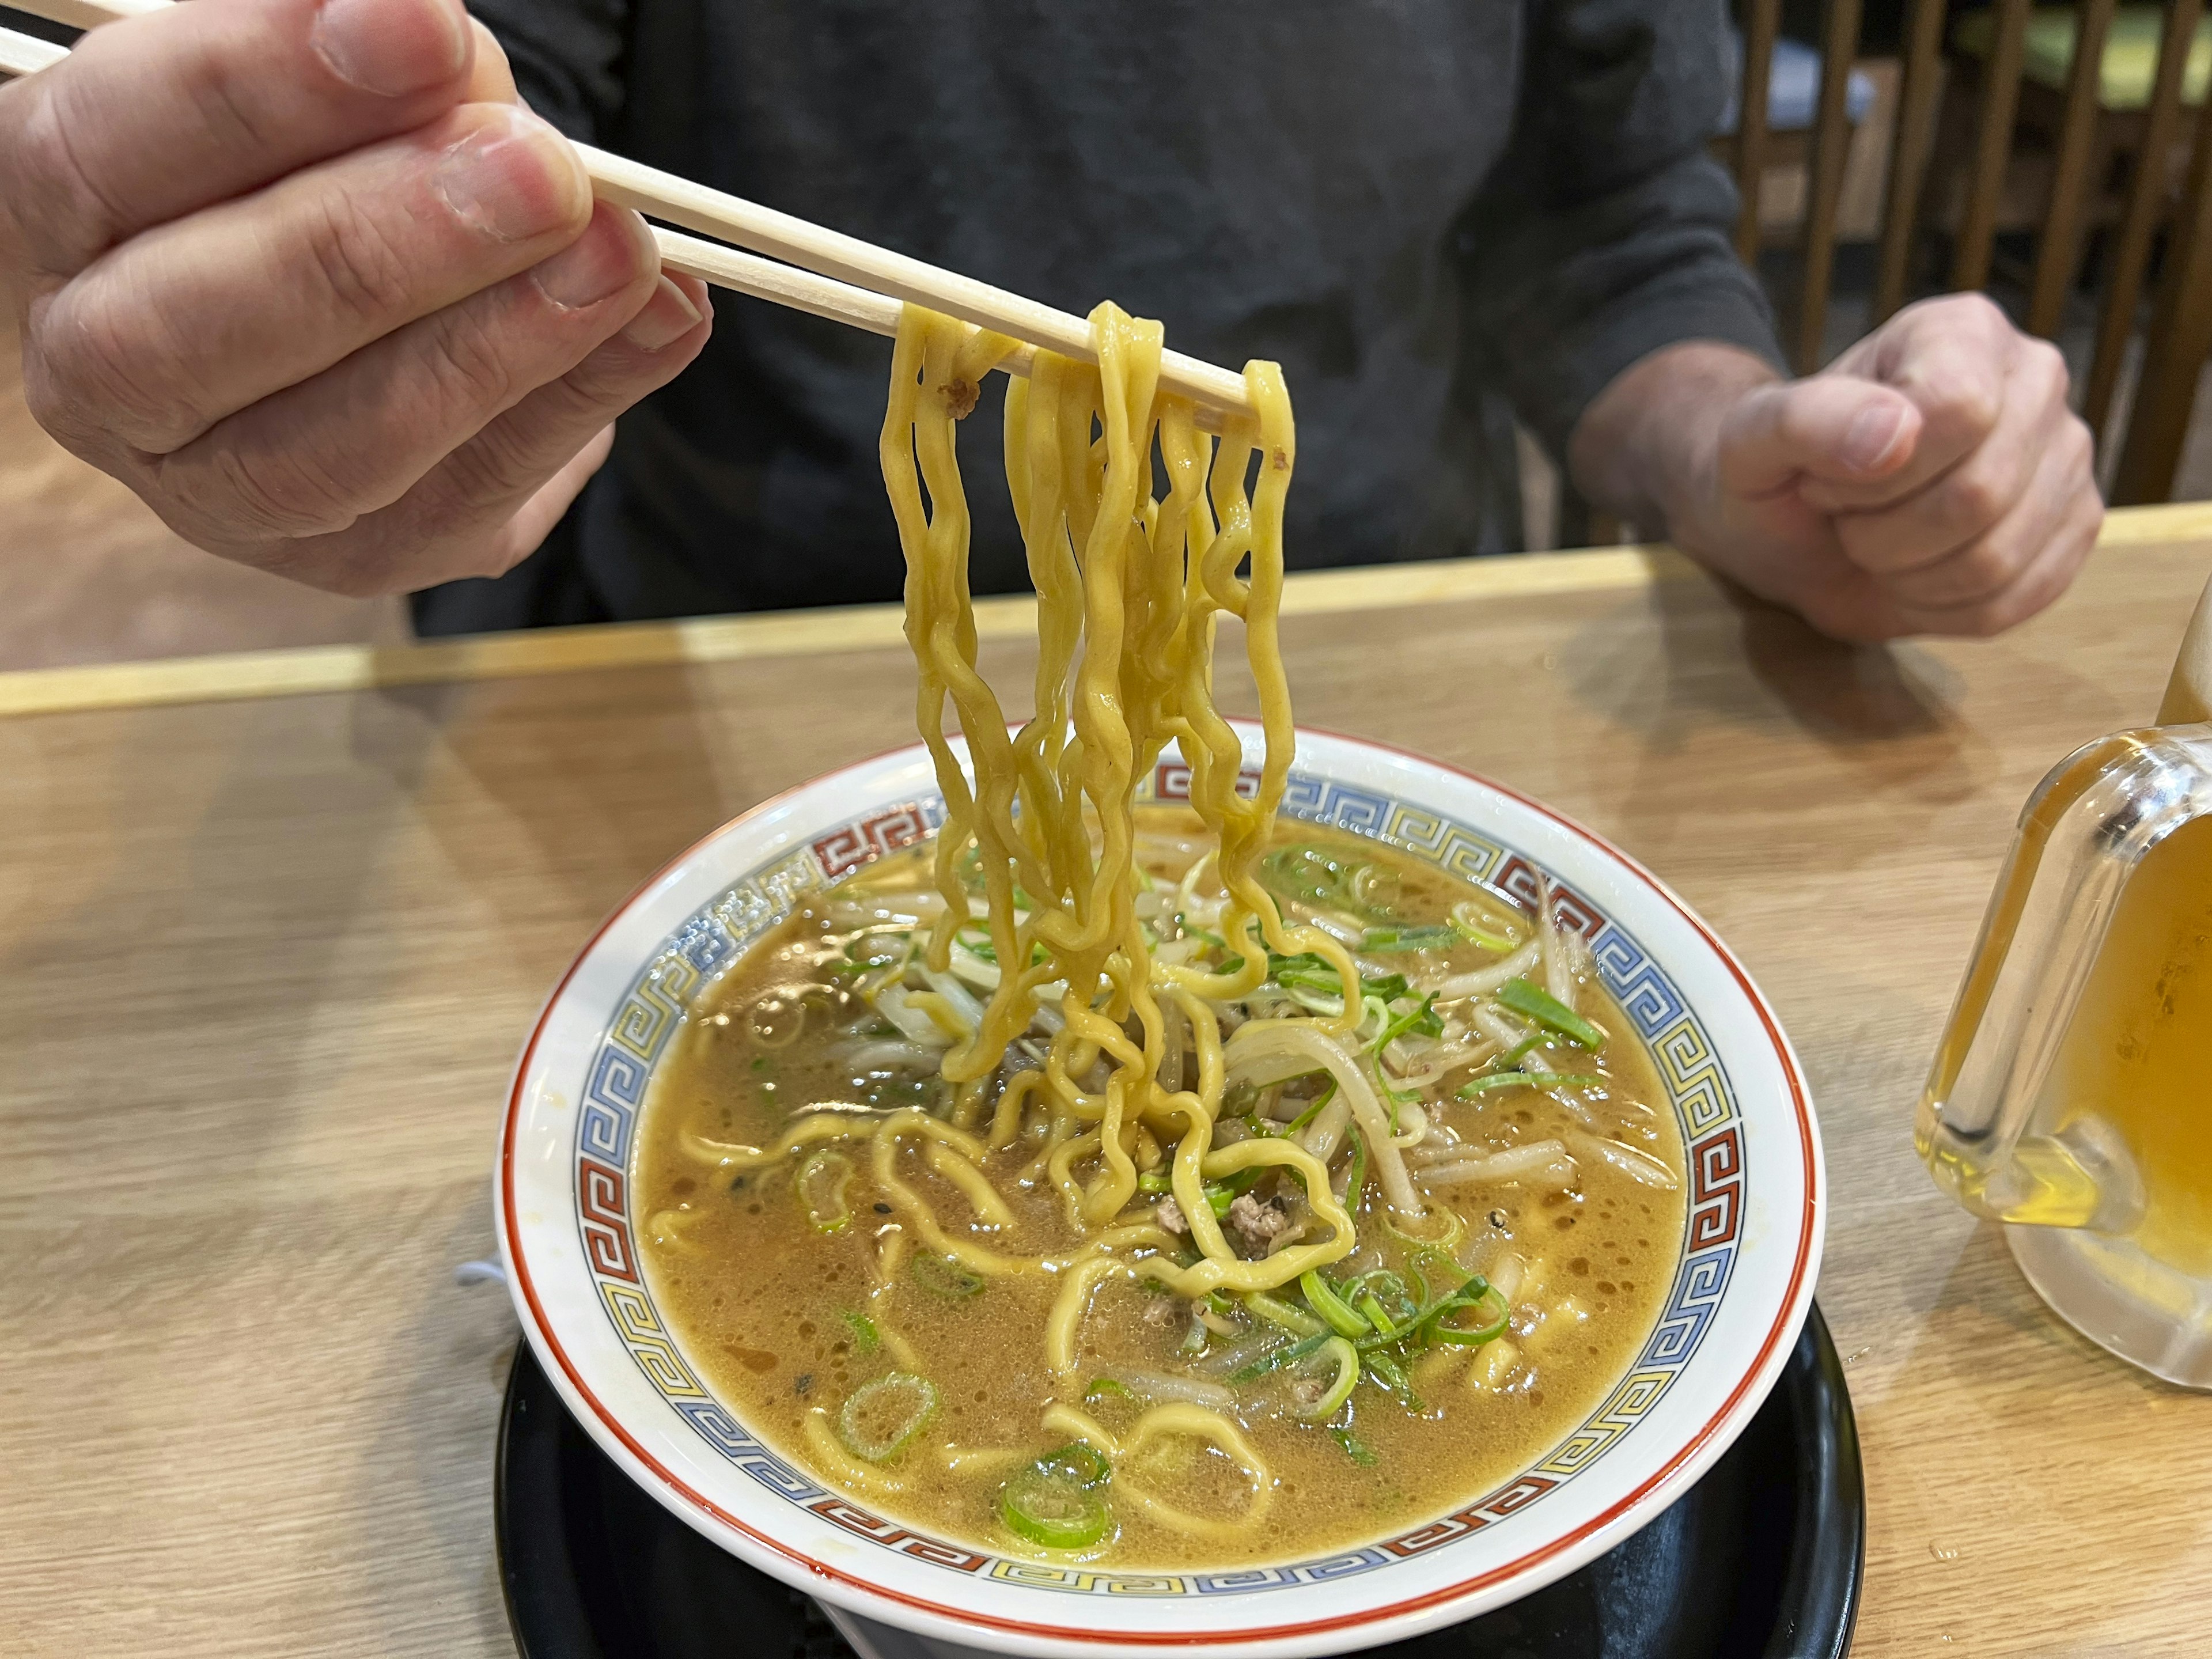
[0, 544, 1694, 719]
[1, 503, 2200, 718]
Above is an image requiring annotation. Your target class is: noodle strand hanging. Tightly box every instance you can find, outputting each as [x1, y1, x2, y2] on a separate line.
[881, 301, 1370, 1284]
[632, 296, 1689, 1566]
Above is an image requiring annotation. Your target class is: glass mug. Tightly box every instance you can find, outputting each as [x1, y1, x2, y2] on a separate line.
[1917, 585, 2212, 1389]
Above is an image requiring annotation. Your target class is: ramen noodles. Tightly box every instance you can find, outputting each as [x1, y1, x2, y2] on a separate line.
[632, 305, 1685, 1563]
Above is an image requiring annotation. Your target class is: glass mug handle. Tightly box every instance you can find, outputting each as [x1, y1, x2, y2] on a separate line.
[1916, 729, 2212, 1234]
[1921, 567, 2212, 1236]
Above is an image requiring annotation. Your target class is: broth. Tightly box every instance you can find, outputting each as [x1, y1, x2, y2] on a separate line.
[634, 815, 1686, 1566]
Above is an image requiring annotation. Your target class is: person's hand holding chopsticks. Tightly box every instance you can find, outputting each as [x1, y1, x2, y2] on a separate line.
[0, 0, 711, 595]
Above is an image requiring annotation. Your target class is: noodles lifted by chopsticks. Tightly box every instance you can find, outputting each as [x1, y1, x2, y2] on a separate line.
[879, 301, 1388, 1298]
[636, 302, 1683, 1557]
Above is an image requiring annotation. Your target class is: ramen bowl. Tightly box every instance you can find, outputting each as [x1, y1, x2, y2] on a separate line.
[497, 725, 1823, 1658]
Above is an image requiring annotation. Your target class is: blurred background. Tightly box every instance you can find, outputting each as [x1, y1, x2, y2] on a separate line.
[9, 0, 2212, 671]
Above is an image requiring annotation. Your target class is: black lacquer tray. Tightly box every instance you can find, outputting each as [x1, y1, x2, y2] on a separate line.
[497, 1302, 1862, 1659]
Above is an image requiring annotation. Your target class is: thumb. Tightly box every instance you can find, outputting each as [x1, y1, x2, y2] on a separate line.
[1715, 376, 1922, 499]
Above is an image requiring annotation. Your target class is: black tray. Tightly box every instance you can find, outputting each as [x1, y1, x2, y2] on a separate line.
[497, 1302, 1862, 1658]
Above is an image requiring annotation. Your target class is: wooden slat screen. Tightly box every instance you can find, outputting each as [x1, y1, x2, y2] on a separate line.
[1796, 0, 1869, 370]
[1873, 0, 1949, 325]
[1733, 0, 1783, 265]
[1953, 0, 2033, 290]
[2086, 0, 2206, 443]
[2026, 0, 2120, 335]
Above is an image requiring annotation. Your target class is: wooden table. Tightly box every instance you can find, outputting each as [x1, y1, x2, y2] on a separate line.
[6, 506, 2211, 1657]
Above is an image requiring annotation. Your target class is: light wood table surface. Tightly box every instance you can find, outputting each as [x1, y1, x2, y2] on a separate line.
[7, 507, 2212, 1658]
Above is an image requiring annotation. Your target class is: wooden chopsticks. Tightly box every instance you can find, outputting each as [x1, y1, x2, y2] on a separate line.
[0, 0, 1249, 417]
[0, 25, 67, 74]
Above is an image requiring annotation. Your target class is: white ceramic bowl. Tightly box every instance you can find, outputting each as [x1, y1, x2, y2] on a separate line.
[497, 724, 1823, 1658]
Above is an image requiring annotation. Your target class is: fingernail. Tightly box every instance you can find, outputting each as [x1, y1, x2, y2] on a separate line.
[314, 0, 469, 97]
[437, 110, 585, 245]
[620, 276, 707, 350]
[1842, 403, 1907, 471]
[531, 210, 649, 309]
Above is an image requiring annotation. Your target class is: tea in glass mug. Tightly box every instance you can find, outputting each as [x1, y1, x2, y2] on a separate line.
[1918, 588, 2212, 1388]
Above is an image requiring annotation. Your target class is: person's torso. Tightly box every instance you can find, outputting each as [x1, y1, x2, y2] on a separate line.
[596, 1, 1529, 616]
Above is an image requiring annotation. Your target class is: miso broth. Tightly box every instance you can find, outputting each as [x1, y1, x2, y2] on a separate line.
[634, 814, 1686, 1566]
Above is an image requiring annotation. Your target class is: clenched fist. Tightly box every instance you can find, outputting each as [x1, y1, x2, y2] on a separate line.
[1573, 293, 2103, 641]
[0, 0, 712, 596]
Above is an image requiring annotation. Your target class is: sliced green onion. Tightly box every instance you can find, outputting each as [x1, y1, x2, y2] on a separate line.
[1084, 1377, 1135, 1404]
[1277, 1081, 1336, 1138]
[999, 1465, 1112, 1550]
[1138, 1166, 1260, 1211]
[840, 1310, 881, 1353]
[1331, 1426, 1378, 1465]
[1468, 1070, 1610, 1097]
[1360, 925, 1460, 953]
[1229, 1330, 1331, 1383]
[1461, 1070, 1607, 1097]
[1500, 1032, 1543, 1067]
[1342, 1126, 1369, 1217]
[1268, 952, 1338, 990]
[1180, 1315, 1210, 1354]
[1355, 1287, 1399, 1339]
[1426, 1281, 1511, 1347]
[1495, 977, 1605, 1050]
[1399, 1249, 1441, 1308]
[1244, 1291, 1325, 1337]
[1450, 924, 1518, 952]
[1369, 994, 1441, 1138]
[1450, 898, 1525, 952]
[796, 1150, 855, 1233]
[1036, 1442, 1112, 1488]
[1266, 952, 1411, 1007]
[836, 1372, 938, 1462]
[1342, 1268, 1416, 1323]
[1346, 862, 1397, 911]
[911, 1252, 986, 1300]
[1299, 1270, 1370, 1339]
[1293, 1336, 1361, 1421]
[846, 934, 907, 970]
[1362, 1347, 1418, 1405]
[1457, 1072, 1539, 1097]
[1259, 845, 1397, 919]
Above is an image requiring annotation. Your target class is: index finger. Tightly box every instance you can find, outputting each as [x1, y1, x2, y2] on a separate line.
[1, 0, 475, 278]
[1798, 296, 2011, 513]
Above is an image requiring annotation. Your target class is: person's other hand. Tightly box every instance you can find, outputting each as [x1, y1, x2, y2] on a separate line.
[1703, 294, 2100, 639]
[1573, 294, 2102, 642]
[0, 0, 711, 596]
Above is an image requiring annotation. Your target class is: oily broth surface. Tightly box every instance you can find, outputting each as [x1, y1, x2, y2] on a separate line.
[634, 813, 1688, 1567]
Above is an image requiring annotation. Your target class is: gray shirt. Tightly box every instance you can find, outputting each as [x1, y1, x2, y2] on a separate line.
[423, 0, 1779, 630]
